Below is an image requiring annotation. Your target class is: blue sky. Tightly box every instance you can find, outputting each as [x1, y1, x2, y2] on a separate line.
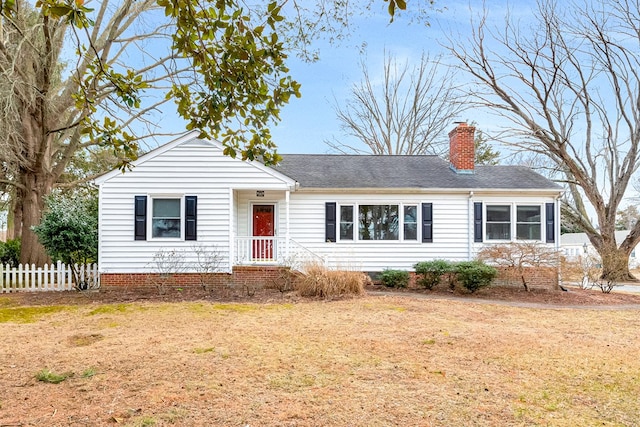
[269, 0, 527, 154]
[151, 1, 535, 155]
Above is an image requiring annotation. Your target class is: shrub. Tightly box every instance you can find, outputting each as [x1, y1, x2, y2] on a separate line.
[296, 264, 366, 299]
[477, 242, 559, 291]
[414, 260, 452, 290]
[379, 269, 410, 288]
[32, 193, 98, 290]
[454, 261, 497, 293]
[0, 238, 20, 268]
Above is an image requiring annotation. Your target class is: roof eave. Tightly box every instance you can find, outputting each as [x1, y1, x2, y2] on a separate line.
[294, 187, 564, 194]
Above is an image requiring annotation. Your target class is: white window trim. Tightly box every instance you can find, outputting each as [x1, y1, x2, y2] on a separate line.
[338, 204, 355, 241]
[336, 203, 420, 243]
[148, 194, 185, 241]
[515, 204, 542, 241]
[402, 204, 419, 242]
[484, 203, 544, 242]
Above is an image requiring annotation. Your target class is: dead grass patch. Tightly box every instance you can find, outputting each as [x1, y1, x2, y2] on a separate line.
[67, 333, 104, 347]
[0, 297, 639, 426]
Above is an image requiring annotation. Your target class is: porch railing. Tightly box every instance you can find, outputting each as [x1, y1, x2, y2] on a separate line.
[234, 237, 284, 264]
[233, 237, 325, 267]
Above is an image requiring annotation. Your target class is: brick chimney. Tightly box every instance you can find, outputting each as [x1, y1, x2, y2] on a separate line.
[449, 122, 476, 174]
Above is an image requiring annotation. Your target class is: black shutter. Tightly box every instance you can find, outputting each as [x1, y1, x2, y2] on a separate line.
[546, 202, 555, 243]
[134, 196, 147, 241]
[421, 203, 433, 243]
[325, 202, 336, 242]
[185, 196, 197, 241]
[474, 202, 483, 242]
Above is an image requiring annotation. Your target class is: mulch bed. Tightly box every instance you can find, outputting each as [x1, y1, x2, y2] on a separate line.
[2, 281, 640, 307]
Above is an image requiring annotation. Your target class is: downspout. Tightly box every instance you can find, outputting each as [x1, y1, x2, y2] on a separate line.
[556, 194, 562, 289]
[97, 182, 103, 274]
[468, 191, 474, 261]
[285, 189, 291, 260]
[228, 188, 235, 273]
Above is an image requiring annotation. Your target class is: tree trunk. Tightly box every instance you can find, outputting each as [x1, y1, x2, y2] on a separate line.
[7, 192, 20, 240]
[18, 171, 51, 266]
[599, 245, 636, 283]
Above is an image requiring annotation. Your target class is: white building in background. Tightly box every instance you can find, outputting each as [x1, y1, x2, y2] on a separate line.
[561, 230, 639, 268]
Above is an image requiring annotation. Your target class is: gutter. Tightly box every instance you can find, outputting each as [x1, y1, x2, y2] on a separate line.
[468, 191, 474, 261]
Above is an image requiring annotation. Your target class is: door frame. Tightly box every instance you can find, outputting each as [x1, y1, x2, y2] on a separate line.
[250, 202, 277, 237]
[250, 202, 277, 261]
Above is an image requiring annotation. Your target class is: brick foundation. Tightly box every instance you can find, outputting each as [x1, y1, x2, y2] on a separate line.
[101, 265, 559, 293]
[100, 266, 292, 292]
[397, 267, 559, 291]
[493, 266, 559, 291]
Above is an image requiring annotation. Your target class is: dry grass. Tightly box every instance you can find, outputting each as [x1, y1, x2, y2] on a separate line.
[296, 264, 367, 298]
[0, 296, 639, 426]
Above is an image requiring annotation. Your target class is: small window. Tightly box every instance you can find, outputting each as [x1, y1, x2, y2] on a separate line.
[340, 206, 354, 240]
[486, 205, 511, 240]
[152, 198, 181, 238]
[516, 205, 541, 240]
[404, 205, 418, 240]
[359, 205, 399, 240]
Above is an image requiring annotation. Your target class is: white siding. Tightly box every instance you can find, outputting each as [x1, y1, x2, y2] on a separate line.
[280, 191, 560, 272]
[99, 136, 560, 273]
[98, 139, 292, 273]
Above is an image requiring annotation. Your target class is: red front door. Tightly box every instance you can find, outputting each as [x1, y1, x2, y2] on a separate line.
[252, 205, 275, 260]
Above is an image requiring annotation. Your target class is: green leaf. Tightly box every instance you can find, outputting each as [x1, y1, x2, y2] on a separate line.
[49, 5, 72, 17]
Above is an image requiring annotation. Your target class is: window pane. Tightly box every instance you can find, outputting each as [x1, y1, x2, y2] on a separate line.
[404, 205, 418, 240]
[340, 206, 353, 222]
[487, 205, 510, 221]
[404, 223, 417, 240]
[486, 205, 511, 240]
[340, 223, 354, 240]
[152, 199, 181, 238]
[517, 205, 541, 240]
[487, 223, 510, 240]
[359, 205, 399, 240]
[340, 206, 354, 240]
[517, 224, 541, 240]
[153, 199, 180, 217]
[517, 206, 541, 222]
[152, 219, 181, 238]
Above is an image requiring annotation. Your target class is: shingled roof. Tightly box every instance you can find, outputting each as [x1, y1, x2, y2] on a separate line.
[272, 155, 563, 191]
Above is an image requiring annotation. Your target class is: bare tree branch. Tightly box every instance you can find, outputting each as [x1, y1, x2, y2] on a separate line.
[327, 51, 466, 155]
[446, 0, 640, 279]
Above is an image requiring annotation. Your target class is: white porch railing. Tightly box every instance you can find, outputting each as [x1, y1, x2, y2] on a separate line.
[234, 237, 284, 264]
[0, 262, 99, 293]
[234, 237, 325, 267]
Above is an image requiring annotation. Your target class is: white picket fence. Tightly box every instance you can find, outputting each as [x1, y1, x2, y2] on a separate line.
[0, 262, 99, 293]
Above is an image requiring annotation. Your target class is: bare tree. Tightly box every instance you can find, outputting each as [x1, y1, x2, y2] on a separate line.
[616, 205, 639, 231]
[448, 0, 640, 281]
[327, 52, 465, 155]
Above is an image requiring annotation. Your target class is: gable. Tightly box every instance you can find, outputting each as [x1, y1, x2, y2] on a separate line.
[95, 133, 296, 190]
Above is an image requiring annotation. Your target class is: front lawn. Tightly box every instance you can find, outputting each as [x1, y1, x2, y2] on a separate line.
[0, 296, 637, 426]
